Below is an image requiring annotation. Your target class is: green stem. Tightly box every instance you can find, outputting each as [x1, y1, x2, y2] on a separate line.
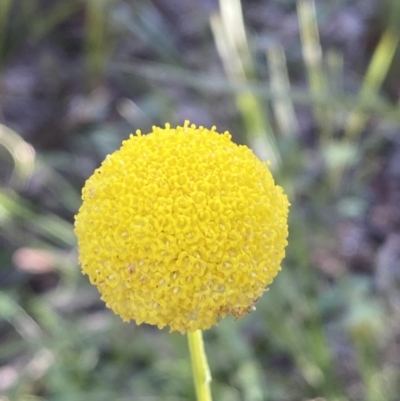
[188, 330, 213, 401]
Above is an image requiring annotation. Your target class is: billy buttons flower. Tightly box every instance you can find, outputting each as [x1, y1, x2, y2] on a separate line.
[74, 122, 289, 333]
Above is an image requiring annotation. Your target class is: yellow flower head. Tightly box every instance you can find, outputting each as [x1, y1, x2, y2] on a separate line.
[74, 122, 289, 333]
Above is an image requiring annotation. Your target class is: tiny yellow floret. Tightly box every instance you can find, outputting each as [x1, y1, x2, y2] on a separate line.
[74, 122, 289, 333]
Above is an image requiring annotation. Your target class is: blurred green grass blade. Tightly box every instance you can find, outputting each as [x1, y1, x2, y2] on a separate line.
[298, 0, 333, 141]
[346, 292, 388, 401]
[353, 339, 387, 401]
[116, 1, 183, 66]
[263, 295, 323, 389]
[218, 320, 264, 401]
[344, 27, 400, 140]
[210, 0, 281, 167]
[265, 218, 345, 398]
[236, 361, 264, 401]
[0, 0, 13, 60]
[113, 60, 400, 124]
[32, 0, 81, 39]
[212, 0, 249, 77]
[326, 49, 345, 128]
[85, 0, 115, 87]
[267, 45, 299, 137]
[235, 92, 278, 163]
[326, 49, 344, 95]
[85, 0, 108, 85]
[35, 156, 82, 213]
[268, 276, 341, 395]
[0, 189, 75, 246]
[0, 292, 43, 342]
[0, 124, 35, 189]
[332, 27, 400, 190]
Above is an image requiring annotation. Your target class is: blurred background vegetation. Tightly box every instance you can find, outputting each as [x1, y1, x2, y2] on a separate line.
[1, 0, 400, 400]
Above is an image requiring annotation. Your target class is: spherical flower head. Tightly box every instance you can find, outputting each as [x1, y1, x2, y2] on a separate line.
[74, 122, 289, 333]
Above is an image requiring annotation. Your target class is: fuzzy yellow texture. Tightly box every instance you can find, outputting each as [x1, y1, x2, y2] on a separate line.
[74, 122, 289, 333]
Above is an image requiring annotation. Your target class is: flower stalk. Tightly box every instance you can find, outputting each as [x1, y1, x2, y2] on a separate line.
[188, 330, 212, 401]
